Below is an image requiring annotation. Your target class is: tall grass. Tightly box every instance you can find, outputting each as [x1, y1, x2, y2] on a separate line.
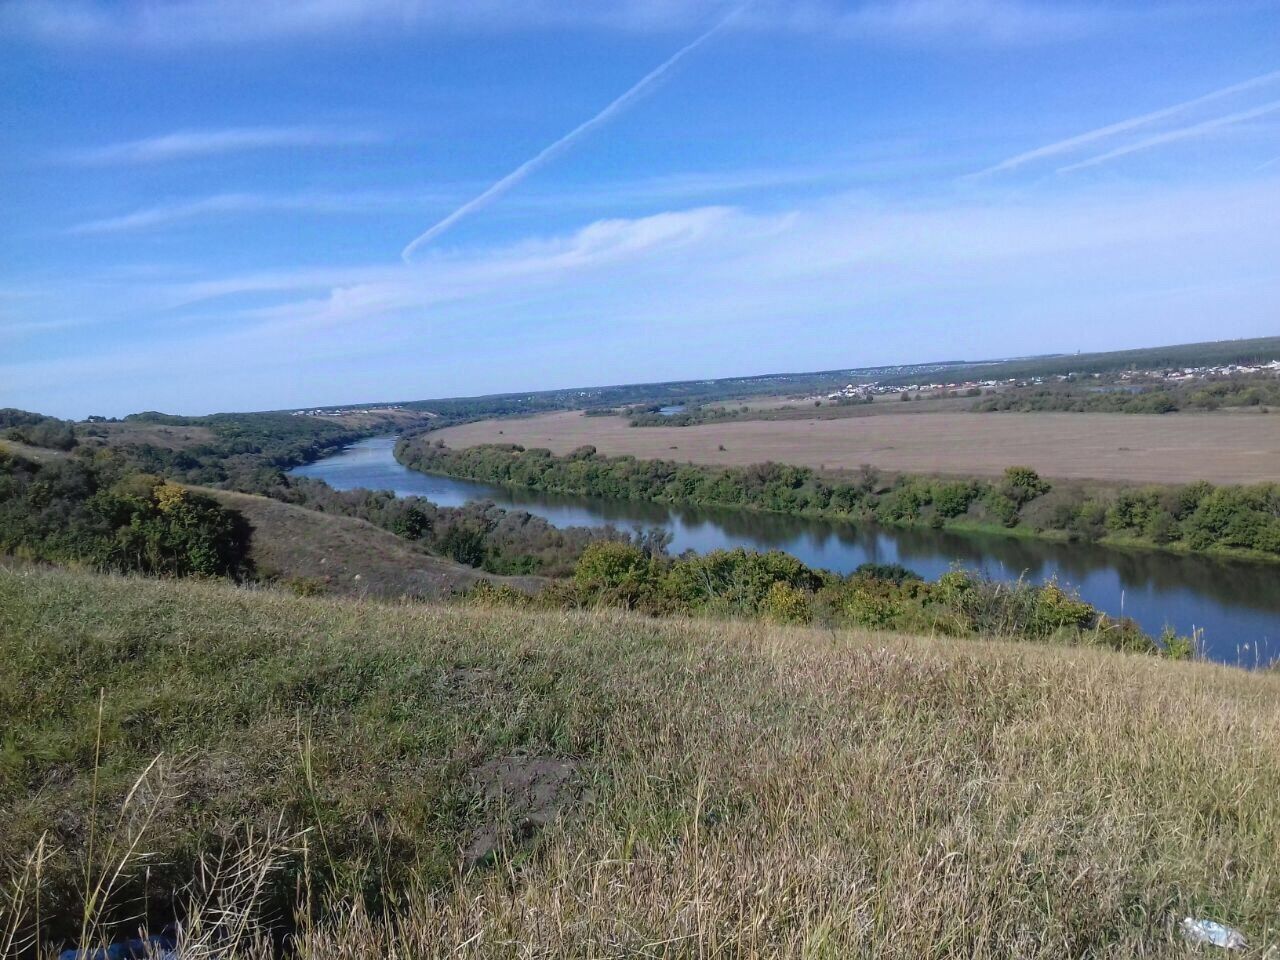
[3, 564, 1279, 957]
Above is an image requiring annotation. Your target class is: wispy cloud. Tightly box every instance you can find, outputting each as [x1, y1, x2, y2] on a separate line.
[1059, 99, 1280, 173]
[10, 175, 1280, 416]
[401, 7, 740, 260]
[973, 69, 1280, 177]
[818, 0, 1114, 44]
[65, 189, 455, 235]
[1, 0, 1203, 48]
[59, 162, 882, 240]
[524, 161, 911, 206]
[63, 126, 375, 165]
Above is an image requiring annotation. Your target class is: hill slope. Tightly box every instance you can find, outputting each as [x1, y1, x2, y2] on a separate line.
[199, 487, 543, 598]
[3, 565, 1279, 958]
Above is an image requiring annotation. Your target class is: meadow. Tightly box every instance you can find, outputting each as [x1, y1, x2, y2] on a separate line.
[4, 564, 1280, 958]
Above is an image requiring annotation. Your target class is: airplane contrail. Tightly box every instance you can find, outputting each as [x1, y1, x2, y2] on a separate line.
[971, 68, 1280, 179]
[401, 9, 742, 263]
[1058, 99, 1280, 173]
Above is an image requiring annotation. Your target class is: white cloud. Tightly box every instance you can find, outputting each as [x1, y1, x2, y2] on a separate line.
[10, 174, 1280, 417]
[65, 189, 457, 235]
[1, 0, 1192, 48]
[63, 126, 376, 165]
[63, 163, 886, 237]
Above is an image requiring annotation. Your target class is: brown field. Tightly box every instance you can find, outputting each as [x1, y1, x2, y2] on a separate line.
[433, 410, 1280, 485]
[723, 393, 980, 419]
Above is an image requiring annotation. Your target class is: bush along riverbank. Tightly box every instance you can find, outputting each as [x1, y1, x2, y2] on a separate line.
[467, 542, 1192, 657]
[396, 438, 1280, 562]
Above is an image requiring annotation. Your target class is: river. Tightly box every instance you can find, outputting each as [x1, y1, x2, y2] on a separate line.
[291, 437, 1280, 667]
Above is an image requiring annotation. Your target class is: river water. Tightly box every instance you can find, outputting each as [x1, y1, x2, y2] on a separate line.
[291, 437, 1280, 667]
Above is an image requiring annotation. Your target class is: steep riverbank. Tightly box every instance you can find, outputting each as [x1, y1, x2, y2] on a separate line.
[291, 438, 1279, 664]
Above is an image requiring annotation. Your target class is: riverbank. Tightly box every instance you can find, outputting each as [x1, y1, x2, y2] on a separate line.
[288, 437, 1279, 664]
[395, 438, 1280, 566]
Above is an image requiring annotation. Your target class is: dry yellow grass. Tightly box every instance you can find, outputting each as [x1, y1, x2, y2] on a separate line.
[200, 488, 542, 598]
[84, 422, 218, 449]
[0, 440, 68, 463]
[433, 410, 1280, 484]
[4, 566, 1280, 957]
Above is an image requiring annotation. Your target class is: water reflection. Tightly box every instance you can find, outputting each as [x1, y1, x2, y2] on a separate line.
[291, 437, 1280, 667]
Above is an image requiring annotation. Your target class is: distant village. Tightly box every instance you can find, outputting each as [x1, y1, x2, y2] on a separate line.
[287, 360, 1280, 415]
[823, 360, 1280, 402]
[290, 404, 408, 417]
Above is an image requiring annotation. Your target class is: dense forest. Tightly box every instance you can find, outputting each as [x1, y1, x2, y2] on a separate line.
[625, 404, 750, 427]
[398, 439, 1280, 560]
[0, 447, 250, 578]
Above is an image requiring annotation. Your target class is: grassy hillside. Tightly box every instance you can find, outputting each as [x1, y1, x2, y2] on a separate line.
[199, 488, 544, 599]
[4, 566, 1280, 958]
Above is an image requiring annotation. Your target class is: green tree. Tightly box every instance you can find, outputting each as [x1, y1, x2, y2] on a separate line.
[1000, 466, 1050, 506]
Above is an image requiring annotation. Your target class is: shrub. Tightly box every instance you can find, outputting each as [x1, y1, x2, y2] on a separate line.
[437, 524, 487, 567]
[853, 562, 922, 584]
[984, 492, 1020, 528]
[575, 541, 651, 593]
[1032, 582, 1098, 633]
[933, 481, 978, 519]
[465, 579, 530, 607]
[760, 581, 812, 624]
[840, 583, 906, 629]
[0, 451, 250, 578]
[1000, 466, 1050, 506]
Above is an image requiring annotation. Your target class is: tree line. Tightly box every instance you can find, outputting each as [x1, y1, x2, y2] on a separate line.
[468, 541, 1189, 657]
[976, 375, 1280, 414]
[104, 411, 383, 486]
[267, 474, 664, 577]
[397, 439, 1280, 560]
[1, 409, 78, 451]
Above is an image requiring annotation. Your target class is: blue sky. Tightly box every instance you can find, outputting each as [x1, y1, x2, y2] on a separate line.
[1, 0, 1278, 418]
